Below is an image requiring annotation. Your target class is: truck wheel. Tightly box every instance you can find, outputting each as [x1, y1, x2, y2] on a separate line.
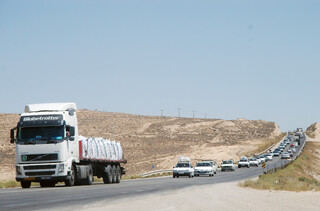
[189, 173, 191, 178]
[112, 165, 117, 183]
[21, 181, 31, 188]
[103, 165, 112, 184]
[65, 164, 75, 187]
[84, 164, 93, 185]
[116, 165, 121, 183]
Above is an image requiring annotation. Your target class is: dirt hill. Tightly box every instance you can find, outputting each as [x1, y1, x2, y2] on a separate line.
[306, 122, 320, 140]
[0, 110, 281, 181]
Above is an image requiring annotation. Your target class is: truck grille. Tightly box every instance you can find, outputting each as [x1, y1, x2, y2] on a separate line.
[25, 171, 55, 176]
[22, 154, 58, 161]
[24, 165, 56, 170]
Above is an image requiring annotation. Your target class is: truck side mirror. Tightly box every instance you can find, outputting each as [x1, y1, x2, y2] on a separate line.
[69, 127, 75, 136]
[10, 128, 16, 143]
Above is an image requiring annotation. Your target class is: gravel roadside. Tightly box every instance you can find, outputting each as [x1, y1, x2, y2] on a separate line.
[78, 180, 320, 211]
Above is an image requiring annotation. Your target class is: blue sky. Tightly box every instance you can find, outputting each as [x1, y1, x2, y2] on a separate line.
[0, 0, 319, 131]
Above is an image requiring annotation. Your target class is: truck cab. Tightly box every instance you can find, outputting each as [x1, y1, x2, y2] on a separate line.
[11, 103, 80, 188]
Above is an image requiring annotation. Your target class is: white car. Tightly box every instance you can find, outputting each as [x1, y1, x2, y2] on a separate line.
[194, 161, 217, 176]
[221, 160, 236, 171]
[249, 158, 259, 167]
[259, 155, 266, 163]
[238, 157, 250, 168]
[281, 152, 290, 159]
[173, 162, 194, 178]
[255, 157, 262, 164]
[266, 153, 273, 161]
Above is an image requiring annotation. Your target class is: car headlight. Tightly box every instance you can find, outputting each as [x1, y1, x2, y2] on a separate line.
[16, 166, 22, 175]
[58, 163, 65, 172]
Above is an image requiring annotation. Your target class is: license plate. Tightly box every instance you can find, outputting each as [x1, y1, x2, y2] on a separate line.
[41, 176, 51, 180]
[25, 177, 35, 181]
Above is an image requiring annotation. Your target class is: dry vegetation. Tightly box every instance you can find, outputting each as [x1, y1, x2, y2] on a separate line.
[240, 141, 320, 191]
[0, 109, 282, 182]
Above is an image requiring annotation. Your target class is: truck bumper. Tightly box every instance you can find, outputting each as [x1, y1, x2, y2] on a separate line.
[15, 162, 69, 182]
[16, 175, 70, 182]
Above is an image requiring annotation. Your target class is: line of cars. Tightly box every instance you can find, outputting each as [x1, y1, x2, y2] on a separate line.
[273, 135, 300, 159]
[173, 133, 303, 178]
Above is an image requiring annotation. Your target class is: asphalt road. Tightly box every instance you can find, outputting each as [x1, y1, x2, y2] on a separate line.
[0, 135, 305, 211]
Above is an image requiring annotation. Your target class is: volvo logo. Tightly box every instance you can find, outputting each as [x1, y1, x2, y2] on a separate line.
[21, 155, 27, 161]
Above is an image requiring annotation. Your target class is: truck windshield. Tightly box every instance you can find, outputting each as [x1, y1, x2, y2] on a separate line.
[18, 126, 64, 142]
[223, 161, 232, 164]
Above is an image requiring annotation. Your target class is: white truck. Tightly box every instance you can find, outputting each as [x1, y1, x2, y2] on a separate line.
[10, 103, 127, 188]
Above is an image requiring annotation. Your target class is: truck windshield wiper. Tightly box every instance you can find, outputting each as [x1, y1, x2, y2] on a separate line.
[47, 140, 57, 144]
[25, 140, 36, 145]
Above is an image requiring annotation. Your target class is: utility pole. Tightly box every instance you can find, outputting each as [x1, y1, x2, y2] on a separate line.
[178, 108, 181, 117]
[205, 113, 207, 119]
[161, 109, 164, 118]
[193, 110, 195, 119]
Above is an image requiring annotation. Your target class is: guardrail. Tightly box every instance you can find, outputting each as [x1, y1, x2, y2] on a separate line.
[255, 134, 288, 157]
[140, 169, 172, 178]
[263, 135, 306, 174]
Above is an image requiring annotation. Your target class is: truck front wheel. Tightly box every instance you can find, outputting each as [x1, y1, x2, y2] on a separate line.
[65, 164, 75, 187]
[21, 181, 31, 188]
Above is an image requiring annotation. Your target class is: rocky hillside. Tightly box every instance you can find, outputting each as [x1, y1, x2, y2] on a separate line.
[306, 122, 320, 139]
[0, 110, 281, 180]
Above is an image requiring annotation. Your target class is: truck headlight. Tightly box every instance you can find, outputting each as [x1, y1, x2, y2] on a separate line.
[16, 166, 22, 175]
[58, 164, 65, 172]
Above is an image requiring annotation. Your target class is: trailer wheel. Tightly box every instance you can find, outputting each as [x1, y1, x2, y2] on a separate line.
[112, 165, 117, 183]
[65, 164, 75, 187]
[103, 165, 112, 184]
[116, 165, 121, 183]
[21, 181, 31, 188]
[84, 164, 93, 185]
